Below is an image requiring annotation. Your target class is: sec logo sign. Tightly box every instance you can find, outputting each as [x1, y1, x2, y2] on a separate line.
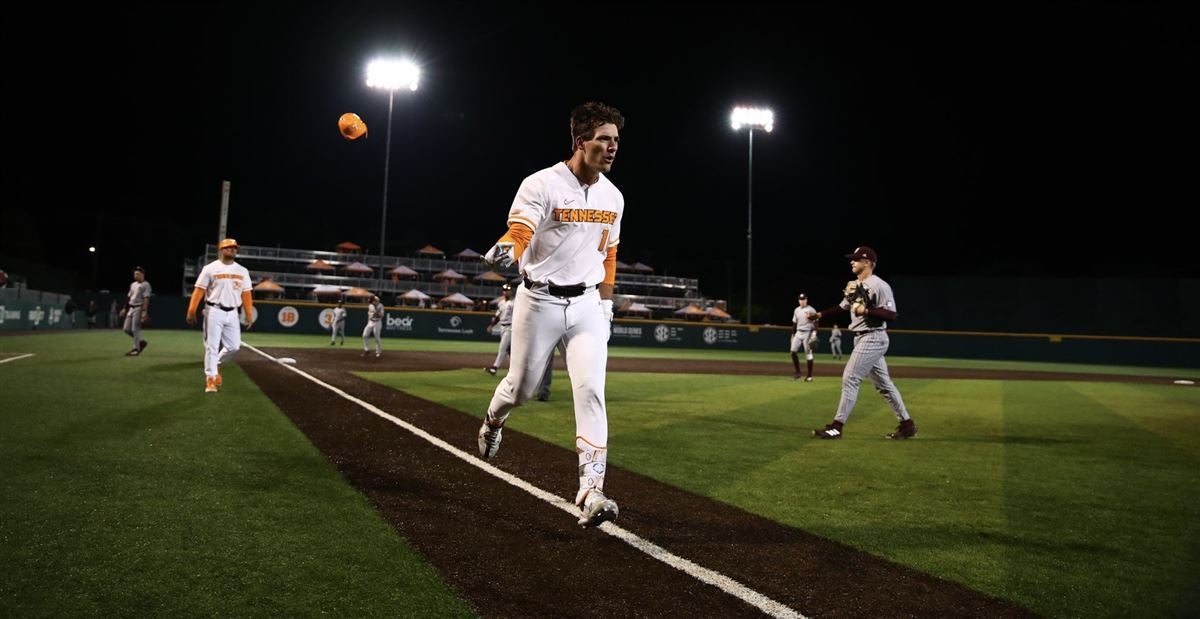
[277, 306, 300, 328]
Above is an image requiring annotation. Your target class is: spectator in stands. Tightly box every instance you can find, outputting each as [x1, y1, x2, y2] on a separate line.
[64, 299, 78, 327]
[0, 268, 8, 288]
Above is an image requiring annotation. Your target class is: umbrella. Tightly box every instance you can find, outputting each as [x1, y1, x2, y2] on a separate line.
[417, 244, 444, 256]
[389, 265, 419, 277]
[439, 292, 474, 307]
[253, 279, 285, 292]
[455, 248, 482, 259]
[433, 269, 466, 281]
[344, 261, 373, 274]
[631, 262, 654, 273]
[306, 259, 335, 271]
[336, 241, 362, 252]
[473, 270, 507, 283]
[344, 287, 373, 299]
[311, 284, 343, 296]
[706, 306, 732, 320]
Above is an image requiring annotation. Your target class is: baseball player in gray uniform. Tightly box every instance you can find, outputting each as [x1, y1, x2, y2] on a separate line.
[361, 295, 383, 357]
[479, 101, 625, 528]
[330, 300, 347, 346]
[536, 338, 568, 401]
[829, 324, 843, 360]
[486, 284, 515, 375]
[809, 246, 917, 439]
[121, 267, 152, 356]
[790, 293, 818, 381]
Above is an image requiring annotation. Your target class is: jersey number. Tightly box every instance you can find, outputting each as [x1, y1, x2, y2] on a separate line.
[597, 229, 609, 253]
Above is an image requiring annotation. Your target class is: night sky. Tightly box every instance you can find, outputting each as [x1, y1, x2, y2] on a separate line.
[4, 2, 1194, 318]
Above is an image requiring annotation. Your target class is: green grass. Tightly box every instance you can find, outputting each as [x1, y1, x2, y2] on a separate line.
[0, 331, 474, 618]
[239, 331, 1199, 378]
[366, 368, 1200, 618]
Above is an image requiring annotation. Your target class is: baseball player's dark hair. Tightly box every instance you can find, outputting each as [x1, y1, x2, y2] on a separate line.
[570, 101, 624, 151]
[133, 266, 145, 274]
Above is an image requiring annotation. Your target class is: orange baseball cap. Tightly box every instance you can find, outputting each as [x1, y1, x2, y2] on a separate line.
[219, 238, 239, 250]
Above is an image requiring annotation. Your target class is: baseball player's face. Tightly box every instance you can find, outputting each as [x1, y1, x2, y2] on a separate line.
[850, 258, 873, 276]
[220, 246, 238, 262]
[579, 123, 620, 173]
[133, 271, 144, 282]
[797, 297, 807, 307]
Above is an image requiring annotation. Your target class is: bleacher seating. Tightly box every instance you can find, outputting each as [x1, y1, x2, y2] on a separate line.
[182, 244, 730, 320]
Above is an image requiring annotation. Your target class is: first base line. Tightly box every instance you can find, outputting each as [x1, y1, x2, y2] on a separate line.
[245, 345, 803, 619]
[0, 353, 35, 365]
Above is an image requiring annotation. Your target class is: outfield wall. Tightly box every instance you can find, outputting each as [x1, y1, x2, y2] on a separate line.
[127, 297, 1200, 369]
[0, 295, 76, 331]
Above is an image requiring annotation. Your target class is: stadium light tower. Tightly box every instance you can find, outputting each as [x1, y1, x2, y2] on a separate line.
[730, 106, 773, 325]
[366, 58, 420, 285]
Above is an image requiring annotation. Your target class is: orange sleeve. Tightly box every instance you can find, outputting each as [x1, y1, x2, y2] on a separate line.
[241, 291, 254, 318]
[187, 288, 205, 317]
[603, 245, 618, 286]
[498, 222, 534, 260]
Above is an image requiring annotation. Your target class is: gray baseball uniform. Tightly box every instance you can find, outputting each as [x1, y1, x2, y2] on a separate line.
[834, 274, 910, 424]
[829, 325, 843, 359]
[491, 295, 516, 370]
[330, 306, 347, 344]
[123, 279, 151, 352]
[362, 300, 383, 355]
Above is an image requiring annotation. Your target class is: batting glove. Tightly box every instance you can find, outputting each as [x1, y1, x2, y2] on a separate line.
[482, 242, 516, 270]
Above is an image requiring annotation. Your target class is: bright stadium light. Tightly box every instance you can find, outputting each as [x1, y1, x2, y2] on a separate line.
[366, 57, 421, 285]
[88, 246, 96, 253]
[730, 106, 774, 324]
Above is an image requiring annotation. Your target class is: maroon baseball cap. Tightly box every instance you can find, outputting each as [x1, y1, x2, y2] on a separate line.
[845, 246, 878, 262]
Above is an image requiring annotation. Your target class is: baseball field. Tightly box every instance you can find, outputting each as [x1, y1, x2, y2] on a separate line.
[2, 330, 1198, 617]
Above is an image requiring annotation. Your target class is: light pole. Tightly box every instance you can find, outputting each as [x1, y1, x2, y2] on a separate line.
[366, 58, 420, 288]
[730, 106, 773, 325]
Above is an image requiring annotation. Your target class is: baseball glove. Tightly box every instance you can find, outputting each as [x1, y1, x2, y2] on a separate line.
[844, 279, 870, 316]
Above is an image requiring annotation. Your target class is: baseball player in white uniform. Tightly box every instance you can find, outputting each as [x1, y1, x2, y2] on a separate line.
[479, 101, 625, 528]
[330, 300, 347, 345]
[361, 295, 384, 357]
[790, 293, 818, 381]
[809, 246, 917, 440]
[486, 284, 515, 375]
[121, 266, 152, 356]
[186, 238, 253, 394]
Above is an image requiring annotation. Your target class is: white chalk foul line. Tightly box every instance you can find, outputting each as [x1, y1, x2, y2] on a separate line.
[0, 353, 35, 365]
[245, 345, 803, 619]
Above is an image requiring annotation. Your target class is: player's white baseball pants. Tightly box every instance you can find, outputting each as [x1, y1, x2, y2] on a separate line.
[123, 306, 145, 349]
[487, 285, 609, 445]
[492, 325, 513, 369]
[834, 330, 910, 423]
[362, 320, 382, 352]
[203, 306, 241, 378]
[790, 329, 816, 359]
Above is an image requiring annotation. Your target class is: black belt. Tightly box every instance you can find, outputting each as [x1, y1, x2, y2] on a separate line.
[524, 277, 592, 298]
[207, 301, 237, 312]
[127, 304, 142, 308]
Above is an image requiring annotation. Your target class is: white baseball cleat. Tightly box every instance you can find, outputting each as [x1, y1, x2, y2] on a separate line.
[577, 489, 619, 528]
[478, 420, 504, 460]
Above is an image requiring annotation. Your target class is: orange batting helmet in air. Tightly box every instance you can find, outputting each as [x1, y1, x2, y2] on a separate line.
[219, 238, 239, 250]
[338, 112, 368, 140]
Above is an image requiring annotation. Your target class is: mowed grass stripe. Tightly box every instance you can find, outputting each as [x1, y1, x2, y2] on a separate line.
[370, 368, 1200, 618]
[0, 331, 474, 618]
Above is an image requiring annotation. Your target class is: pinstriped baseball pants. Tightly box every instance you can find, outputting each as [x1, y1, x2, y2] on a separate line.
[834, 331, 910, 424]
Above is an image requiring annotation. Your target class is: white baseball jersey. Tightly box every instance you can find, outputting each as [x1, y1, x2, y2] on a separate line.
[194, 260, 251, 308]
[507, 162, 623, 286]
[841, 274, 896, 332]
[127, 280, 151, 305]
[332, 307, 347, 323]
[793, 305, 817, 333]
[366, 301, 384, 323]
[494, 298, 515, 327]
